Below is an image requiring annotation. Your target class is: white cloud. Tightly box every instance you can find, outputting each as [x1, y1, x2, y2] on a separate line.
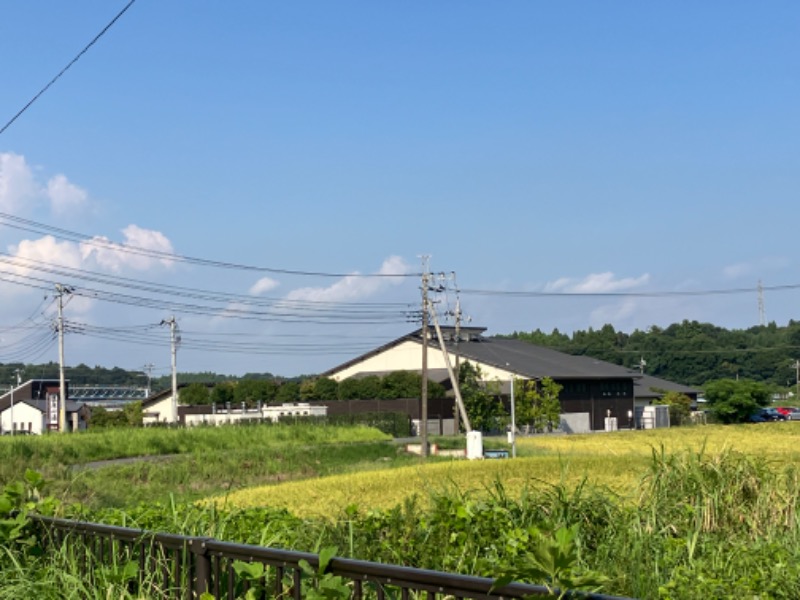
[286, 255, 410, 303]
[0, 152, 92, 217]
[46, 174, 88, 215]
[0, 152, 40, 212]
[80, 225, 175, 272]
[9, 235, 83, 272]
[249, 277, 280, 295]
[3, 236, 92, 314]
[722, 257, 791, 280]
[544, 272, 650, 293]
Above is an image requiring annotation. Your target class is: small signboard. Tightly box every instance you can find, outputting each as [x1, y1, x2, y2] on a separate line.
[47, 392, 59, 430]
[483, 449, 510, 459]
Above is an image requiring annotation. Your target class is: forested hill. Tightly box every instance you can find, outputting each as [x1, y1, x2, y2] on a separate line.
[499, 320, 800, 388]
[5, 319, 800, 391]
[0, 362, 289, 393]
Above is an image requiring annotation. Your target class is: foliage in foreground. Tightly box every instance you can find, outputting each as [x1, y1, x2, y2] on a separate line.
[3, 428, 800, 598]
[72, 447, 800, 599]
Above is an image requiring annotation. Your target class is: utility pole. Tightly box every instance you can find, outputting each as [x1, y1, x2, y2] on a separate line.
[161, 317, 179, 423]
[10, 368, 21, 436]
[452, 272, 462, 434]
[142, 363, 155, 397]
[639, 357, 646, 374]
[509, 372, 516, 458]
[55, 284, 72, 433]
[758, 280, 765, 327]
[420, 256, 430, 458]
[792, 360, 800, 405]
[429, 306, 471, 431]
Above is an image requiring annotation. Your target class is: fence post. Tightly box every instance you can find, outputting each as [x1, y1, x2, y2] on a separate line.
[190, 537, 212, 598]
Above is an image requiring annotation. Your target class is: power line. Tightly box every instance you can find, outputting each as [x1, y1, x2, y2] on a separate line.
[0, 252, 414, 309]
[0, 259, 419, 324]
[460, 282, 800, 298]
[0, 213, 421, 278]
[0, 0, 138, 136]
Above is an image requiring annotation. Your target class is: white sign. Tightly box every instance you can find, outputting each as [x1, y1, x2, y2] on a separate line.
[48, 393, 59, 426]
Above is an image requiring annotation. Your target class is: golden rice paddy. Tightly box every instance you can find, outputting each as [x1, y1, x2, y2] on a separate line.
[208, 422, 800, 517]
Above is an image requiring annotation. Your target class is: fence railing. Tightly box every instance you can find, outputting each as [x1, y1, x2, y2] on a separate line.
[31, 515, 632, 600]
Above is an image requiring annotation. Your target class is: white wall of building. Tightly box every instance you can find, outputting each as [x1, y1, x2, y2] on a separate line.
[331, 339, 520, 384]
[1, 403, 45, 435]
[146, 402, 327, 427]
[143, 395, 174, 425]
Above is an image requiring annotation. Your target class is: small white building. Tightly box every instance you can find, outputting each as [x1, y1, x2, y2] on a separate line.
[141, 384, 326, 427]
[0, 379, 87, 434]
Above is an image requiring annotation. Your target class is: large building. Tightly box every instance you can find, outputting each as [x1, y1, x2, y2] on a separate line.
[324, 326, 699, 432]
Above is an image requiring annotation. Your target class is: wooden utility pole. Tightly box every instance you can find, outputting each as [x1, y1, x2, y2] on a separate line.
[420, 257, 430, 458]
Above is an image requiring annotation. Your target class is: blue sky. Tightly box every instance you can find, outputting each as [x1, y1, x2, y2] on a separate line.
[1, 1, 799, 378]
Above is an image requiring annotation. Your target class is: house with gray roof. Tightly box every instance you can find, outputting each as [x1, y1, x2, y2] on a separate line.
[324, 326, 697, 432]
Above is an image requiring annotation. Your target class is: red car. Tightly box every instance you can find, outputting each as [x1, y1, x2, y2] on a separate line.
[775, 407, 798, 417]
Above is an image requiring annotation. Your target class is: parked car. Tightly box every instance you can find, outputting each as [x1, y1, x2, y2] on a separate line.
[789, 410, 800, 421]
[775, 406, 798, 417]
[751, 407, 788, 422]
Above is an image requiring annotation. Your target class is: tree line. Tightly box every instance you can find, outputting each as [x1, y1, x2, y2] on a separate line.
[4, 318, 799, 401]
[177, 370, 446, 407]
[502, 319, 800, 388]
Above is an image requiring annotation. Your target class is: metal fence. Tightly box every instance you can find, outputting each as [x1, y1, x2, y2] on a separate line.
[31, 515, 632, 600]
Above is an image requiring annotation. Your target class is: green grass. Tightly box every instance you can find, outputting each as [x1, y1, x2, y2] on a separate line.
[6, 423, 800, 598]
[0, 423, 398, 509]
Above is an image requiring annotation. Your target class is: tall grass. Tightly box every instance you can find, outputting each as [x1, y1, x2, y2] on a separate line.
[83, 445, 800, 598]
[0, 422, 393, 508]
[8, 426, 800, 598]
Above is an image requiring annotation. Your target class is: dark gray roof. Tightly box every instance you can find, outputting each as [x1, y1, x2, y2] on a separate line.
[451, 336, 637, 380]
[634, 374, 699, 399]
[18, 399, 85, 413]
[324, 327, 637, 381]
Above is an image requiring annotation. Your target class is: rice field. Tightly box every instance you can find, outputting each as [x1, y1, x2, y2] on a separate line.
[212, 422, 800, 516]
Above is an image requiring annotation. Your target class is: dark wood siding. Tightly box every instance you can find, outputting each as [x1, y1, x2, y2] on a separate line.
[556, 378, 635, 431]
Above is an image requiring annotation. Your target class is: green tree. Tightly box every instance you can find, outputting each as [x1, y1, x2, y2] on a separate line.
[659, 390, 692, 426]
[235, 379, 278, 407]
[356, 375, 383, 399]
[210, 382, 235, 406]
[380, 371, 421, 399]
[88, 406, 126, 428]
[337, 378, 362, 400]
[458, 361, 504, 432]
[179, 383, 211, 405]
[704, 378, 771, 424]
[517, 377, 562, 433]
[300, 377, 338, 401]
[299, 379, 316, 400]
[275, 381, 300, 403]
[537, 377, 562, 432]
[122, 400, 143, 427]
